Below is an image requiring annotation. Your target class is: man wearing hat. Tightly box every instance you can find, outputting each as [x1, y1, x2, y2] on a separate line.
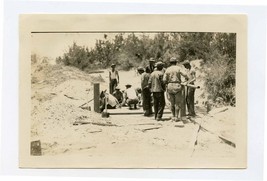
[123, 84, 139, 109]
[163, 57, 188, 125]
[182, 60, 196, 117]
[146, 58, 156, 73]
[141, 66, 152, 116]
[137, 66, 145, 75]
[112, 86, 123, 104]
[109, 64, 119, 94]
[148, 61, 166, 121]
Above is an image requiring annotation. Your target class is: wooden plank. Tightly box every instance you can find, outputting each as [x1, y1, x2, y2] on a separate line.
[93, 83, 100, 113]
[30, 140, 42, 156]
[135, 126, 162, 132]
[73, 120, 120, 127]
[87, 70, 104, 74]
[189, 117, 236, 148]
[108, 106, 171, 115]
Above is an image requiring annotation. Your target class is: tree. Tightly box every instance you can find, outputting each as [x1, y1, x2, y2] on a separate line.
[56, 32, 236, 104]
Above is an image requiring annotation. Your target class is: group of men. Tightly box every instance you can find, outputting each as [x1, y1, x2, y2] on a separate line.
[109, 64, 141, 109]
[109, 57, 196, 125]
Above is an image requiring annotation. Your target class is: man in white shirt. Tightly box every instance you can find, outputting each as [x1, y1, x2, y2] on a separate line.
[183, 60, 196, 117]
[123, 84, 139, 109]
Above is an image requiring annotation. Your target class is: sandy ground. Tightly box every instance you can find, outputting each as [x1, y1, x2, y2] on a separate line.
[31, 61, 236, 164]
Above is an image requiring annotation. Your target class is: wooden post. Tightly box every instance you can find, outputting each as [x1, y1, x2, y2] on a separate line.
[31, 140, 42, 156]
[94, 83, 100, 113]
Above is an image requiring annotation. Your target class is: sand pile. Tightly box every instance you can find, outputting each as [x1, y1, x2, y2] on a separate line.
[31, 62, 103, 149]
[31, 60, 236, 158]
[192, 106, 236, 158]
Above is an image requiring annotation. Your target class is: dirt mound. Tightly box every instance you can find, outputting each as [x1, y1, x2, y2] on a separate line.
[31, 60, 236, 158]
[31, 62, 105, 144]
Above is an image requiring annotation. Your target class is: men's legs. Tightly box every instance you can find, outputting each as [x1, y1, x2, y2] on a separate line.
[157, 92, 165, 119]
[180, 85, 187, 118]
[142, 88, 148, 112]
[143, 88, 152, 116]
[126, 99, 131, 109]
[112, 79, 117, 94]
[187, 87, 196, 116]
[175, 91, 183, 120]
[153, 93, 159, 119]
[127, 98, 139, 109]
[168, 93, 176, 118]
[147, 90, 152, 115]
[109, 82, 113, 94]
[109, 79, 115, 94]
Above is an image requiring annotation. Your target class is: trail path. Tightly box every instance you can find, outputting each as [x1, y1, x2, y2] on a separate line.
[31, 61, 236, 165]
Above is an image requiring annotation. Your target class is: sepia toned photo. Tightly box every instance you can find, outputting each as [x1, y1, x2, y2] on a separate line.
[19, 14, 247, 168]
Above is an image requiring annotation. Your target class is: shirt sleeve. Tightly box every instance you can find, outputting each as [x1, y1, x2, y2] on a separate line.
[163, 71, 167, 83]
[191, 69, 196, 76]
[148, 74, 152, 88]
[180, 67, 188, 79]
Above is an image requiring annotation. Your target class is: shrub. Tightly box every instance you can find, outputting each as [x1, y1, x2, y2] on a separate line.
[55, 32, 236, 105]
[204, 53, 235, 104]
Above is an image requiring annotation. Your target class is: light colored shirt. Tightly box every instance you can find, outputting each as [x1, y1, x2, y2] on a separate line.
[186, 68, 196, 84]
[107, 94, 119, 107]
[163, 65, 187, 84]
[109, 70, 119, 80]
[125, 87, 138, 99]
[148, 70, 164, 92]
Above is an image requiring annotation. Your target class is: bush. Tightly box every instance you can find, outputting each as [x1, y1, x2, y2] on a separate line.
[204, 53, 235, 104]
[55, 32, 236, 105]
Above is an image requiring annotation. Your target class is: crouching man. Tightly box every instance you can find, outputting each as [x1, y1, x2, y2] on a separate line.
[112, 86, 123, 104]
[123, 84, 139, 109]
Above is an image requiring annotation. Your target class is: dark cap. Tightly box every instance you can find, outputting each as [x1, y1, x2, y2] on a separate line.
[170, 57, 177, 63]
[137, 66, 144, 71]
[182, 60, 190, 65]
[155, 61, 163, 67]
[149, 58, 155, 62]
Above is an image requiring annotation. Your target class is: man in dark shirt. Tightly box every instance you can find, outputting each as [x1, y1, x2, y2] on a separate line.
[147, 58, 155, 73]
[141, 66, 152, 116]
[148, 61, 165, 121]
[112, 86, 123, 104]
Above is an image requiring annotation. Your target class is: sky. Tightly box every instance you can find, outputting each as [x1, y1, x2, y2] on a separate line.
[31, 32, 156, 62]
[31, 33, 117, 61]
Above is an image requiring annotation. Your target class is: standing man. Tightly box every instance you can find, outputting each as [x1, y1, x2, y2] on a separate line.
[163, 57, 188, 126]
[109, 64, 119, 94]
[141, 66, 152, 116]
[137, 66, 145, 75]
[148, 61, 165, 121]
[183, 60, 196, 117]
[147, 58, 156, 73]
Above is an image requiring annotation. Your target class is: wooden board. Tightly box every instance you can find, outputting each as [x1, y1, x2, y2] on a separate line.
[108, 106, 171, 115]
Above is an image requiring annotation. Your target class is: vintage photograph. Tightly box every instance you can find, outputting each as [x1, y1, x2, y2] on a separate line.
[20, 15, 247, 168]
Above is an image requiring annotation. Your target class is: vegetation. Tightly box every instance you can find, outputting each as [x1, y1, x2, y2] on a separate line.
[55, 32, 236, 105]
